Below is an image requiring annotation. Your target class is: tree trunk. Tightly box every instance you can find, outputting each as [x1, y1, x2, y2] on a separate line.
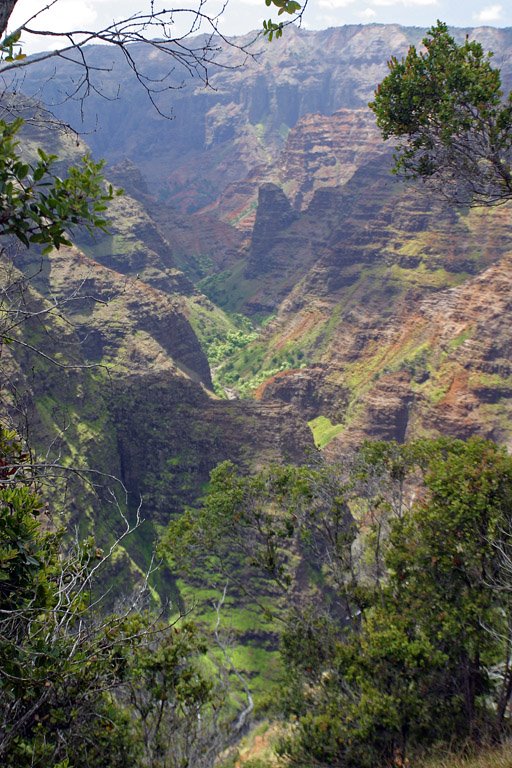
[0, 1, 19, 37]
[496, 664, 512, 735]
[463, 653, 479, 738]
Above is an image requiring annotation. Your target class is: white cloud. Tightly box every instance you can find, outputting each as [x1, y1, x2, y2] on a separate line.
[373, 0, 438, 7]
[8, 0, 99, 51]
[474, 4, 503, 22]
[359, 7, 377, 18]
[7, 0, 223, 53]
[9, 0, 98, 32]
[317, 0, 356, 9]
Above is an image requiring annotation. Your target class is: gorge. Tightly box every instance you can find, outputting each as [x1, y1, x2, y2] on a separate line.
[2, 21, 512, 766]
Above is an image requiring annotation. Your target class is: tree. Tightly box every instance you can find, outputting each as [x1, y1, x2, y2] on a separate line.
[0, 422, 247, 767]
[165, 460, 361, 620]
[0, 423, 135, 766]
[0, 3, 282, 763]
[168, 439, 512, 767]
[370, 21, 512, 206]
[285, 439, 512, 765]
[386, 438, 512, 738]
[0, 116, 121, 253]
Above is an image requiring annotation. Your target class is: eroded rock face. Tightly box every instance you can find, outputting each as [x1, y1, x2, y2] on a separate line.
[246, 184, 299, 277]
[5, 235, 317, 589]
[256, 366, 349, 424]
[4, 121, 318, 596]
[256, 219, 512, 453]
[208, 108, 390, 236]
[44, 245, 211, 386]
[278, 109, 388, 210]
[208, 95, 512, 452]
[20, 25, 512, 212]
[113, 372, 314, 521]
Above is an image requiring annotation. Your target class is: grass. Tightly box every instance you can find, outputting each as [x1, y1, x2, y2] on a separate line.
[185, 297, 238, 353]
[198, 261, 260, 314]
[173, 579, 283, 710]
[82, 233, 138, 260]
[468, 371, 512, 392]
[223, 720, 283, 768]
[185, 297, 274, 395]
[229, 645, 283, 704]
[448, 327, 473, 350]
[197, 252, 470, 401]
[418, 743, 512, 768]
[308, 415, 344, 449]
[223, 732, 512, 768]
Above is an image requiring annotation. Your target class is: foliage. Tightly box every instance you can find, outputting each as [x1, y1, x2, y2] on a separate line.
[165, 460, 358, 602]
[287, 439, 512, 765]
[386, 439, 512, 736]
[167, 438, 512, 767]
[370, 21, 512, 206]
[308, 415, 344, 449]
[419, 742, 512, 768]
[120, 616, 232, 768]
[261, 0, 303, 40]
[165, 461, 299, 593]
[0, 28, 25, 62]
[0, 427, 41, 605]
[0, 424, 237, 767]
[0, 117, 121, 254]
[206, 328, 258, 367]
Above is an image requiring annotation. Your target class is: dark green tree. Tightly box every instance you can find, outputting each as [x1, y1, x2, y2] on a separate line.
[282, 439, 512, 766]
[386, 438, 512, 739]
[370, 22, 512, 206]
[0, 425, 134, 767]
[0, 117, 120, 254]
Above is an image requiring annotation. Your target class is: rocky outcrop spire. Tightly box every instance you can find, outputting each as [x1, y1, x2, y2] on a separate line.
[246, 183, 298, 277]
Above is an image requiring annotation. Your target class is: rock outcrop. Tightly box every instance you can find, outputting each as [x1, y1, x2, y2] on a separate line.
[246, 184, 299, 277]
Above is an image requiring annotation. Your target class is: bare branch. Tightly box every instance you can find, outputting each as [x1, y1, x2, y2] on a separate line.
[0, 1, 259, 118]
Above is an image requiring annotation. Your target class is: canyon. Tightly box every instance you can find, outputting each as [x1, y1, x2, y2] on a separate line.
[3, 22, 512, 592]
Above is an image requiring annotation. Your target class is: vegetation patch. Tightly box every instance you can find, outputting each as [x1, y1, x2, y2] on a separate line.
[198, 261, 260, 313]
[448, 327, 473, 350]
[419, 744, 512, 768]
[308, 415, 344, 449]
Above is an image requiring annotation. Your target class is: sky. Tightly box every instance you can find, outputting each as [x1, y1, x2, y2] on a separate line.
[7, 0, 512, 53]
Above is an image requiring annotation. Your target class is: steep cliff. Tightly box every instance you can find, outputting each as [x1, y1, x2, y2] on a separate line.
[197, 104, 512, 450]
[250, 182, 512, 450]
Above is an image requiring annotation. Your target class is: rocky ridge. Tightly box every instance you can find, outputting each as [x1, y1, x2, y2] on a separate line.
[18, 25, 512, 212]
[253, 192, 512, 451]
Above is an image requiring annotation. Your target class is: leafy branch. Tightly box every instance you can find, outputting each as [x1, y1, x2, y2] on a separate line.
[0, 117, 122, 253]
[263, 0, 305, 40]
